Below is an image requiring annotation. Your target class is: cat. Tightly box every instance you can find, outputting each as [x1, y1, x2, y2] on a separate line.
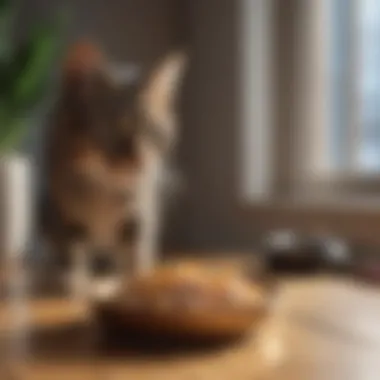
[40, 41, 187, 299]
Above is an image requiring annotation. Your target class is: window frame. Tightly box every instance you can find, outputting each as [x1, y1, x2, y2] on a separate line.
[239, 0, 380, 242]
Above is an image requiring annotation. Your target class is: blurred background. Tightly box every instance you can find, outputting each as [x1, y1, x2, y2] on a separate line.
[18, 0, 380, 253]
[1, 1, 380, 379]
[1, 0, 380, 271]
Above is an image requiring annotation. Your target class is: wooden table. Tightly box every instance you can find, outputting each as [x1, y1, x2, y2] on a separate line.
[1, 276, 380, 380]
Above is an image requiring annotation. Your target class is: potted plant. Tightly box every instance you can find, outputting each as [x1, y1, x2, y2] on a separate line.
[0, 0, 66, 296]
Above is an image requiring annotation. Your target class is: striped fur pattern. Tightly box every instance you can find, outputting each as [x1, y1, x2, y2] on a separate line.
[40, 42, 187, 298]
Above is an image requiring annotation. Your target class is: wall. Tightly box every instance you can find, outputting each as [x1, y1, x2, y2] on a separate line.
[164, 0, 257, 252]
[19, 0, 183, 63]
[165, 0, 302, 252]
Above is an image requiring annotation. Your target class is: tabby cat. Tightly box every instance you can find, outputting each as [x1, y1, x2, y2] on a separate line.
[40, 42, 187, 298]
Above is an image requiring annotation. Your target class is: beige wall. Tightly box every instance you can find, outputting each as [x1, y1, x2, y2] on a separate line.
[164, 0, 257, 252]
[165, 0, 303, 252]
[19, 0, 184, 65]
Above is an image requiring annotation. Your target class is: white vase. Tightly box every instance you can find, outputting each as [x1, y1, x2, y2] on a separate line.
[0, 153, 33, 363]
[0, 154, 33, 296]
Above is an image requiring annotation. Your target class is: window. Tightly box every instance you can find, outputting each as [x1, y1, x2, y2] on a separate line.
[240, 0, 380, 241]
[331, 0, 380, 175]
[354, 0, 380, 172]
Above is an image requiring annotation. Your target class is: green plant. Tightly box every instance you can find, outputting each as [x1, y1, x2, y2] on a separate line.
[0, 0, 67, 152]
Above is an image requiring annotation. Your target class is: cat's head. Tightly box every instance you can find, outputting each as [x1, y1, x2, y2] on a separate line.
[59, 41, 187, 161]
[50, 42, 187, 247]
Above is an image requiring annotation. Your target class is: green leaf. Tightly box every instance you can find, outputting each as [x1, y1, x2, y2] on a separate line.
[10, 25, 59, 110]
[0, 117, 27, 152]
[0, 5, 69, 152]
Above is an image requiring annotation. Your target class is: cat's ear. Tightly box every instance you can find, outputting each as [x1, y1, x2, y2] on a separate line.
[139, 51, 188, 138]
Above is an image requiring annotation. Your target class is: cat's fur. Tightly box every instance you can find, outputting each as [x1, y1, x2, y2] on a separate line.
[40, 42, 187, 297]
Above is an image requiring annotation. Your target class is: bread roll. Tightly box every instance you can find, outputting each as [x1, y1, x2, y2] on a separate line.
[117, 262, 266, 313]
